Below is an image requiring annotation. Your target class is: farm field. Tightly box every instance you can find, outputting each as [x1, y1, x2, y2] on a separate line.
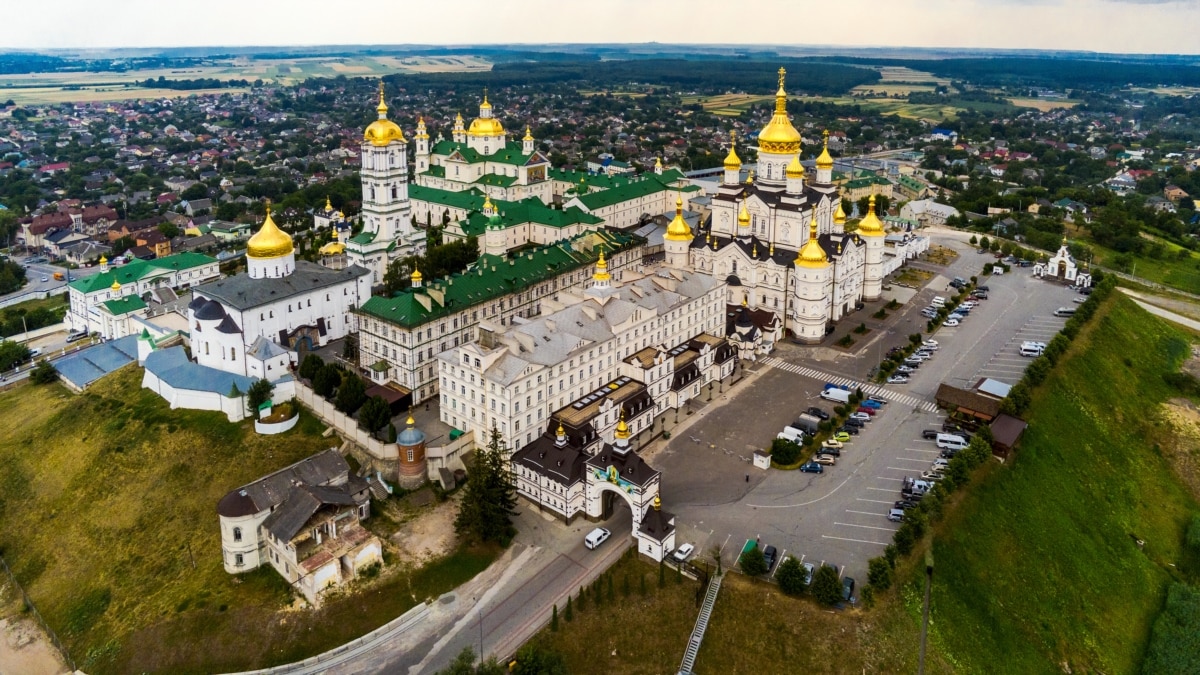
[1008, 97, 1082, 110]
[0, 55, 491, 105]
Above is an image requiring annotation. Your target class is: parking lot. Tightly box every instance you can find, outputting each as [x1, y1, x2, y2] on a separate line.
[652, 237, 1083, 593]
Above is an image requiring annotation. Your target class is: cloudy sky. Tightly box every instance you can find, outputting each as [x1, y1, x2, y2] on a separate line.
[8, 0, 1200, 54]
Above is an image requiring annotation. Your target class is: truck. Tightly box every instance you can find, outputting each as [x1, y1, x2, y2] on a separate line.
[820, 387, 851, 404]
[791, 413, 822, 435]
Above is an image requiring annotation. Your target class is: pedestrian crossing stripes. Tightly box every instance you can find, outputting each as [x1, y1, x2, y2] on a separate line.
[760, 357, 939, 413]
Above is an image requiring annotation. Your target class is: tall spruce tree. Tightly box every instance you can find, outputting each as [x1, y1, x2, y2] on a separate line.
[454, 428, 518, 544]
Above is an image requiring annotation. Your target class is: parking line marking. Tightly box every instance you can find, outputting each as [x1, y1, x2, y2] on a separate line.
[835, 522, 899, 532]
[904, 448, 941, 454]
[867, 487, 898, 492]
[821, 535, 890, 546]
[857, 498, 894, 504]
[845, 510, 884, 517]
[874, 476, 906, 481]
[895, 457, 930, 463]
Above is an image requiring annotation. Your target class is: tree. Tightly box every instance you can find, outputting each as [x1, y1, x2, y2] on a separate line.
[335, 373, 367, 414]
[0, 340, 31, 371]
[299, 353, 324, 380]
[158, 221, 181, 239]
[969, 234, 978, 245]
[312, 364, 340, 398]
[564, 595, 573, 622]
[550, 603, 558, 632]
[436, 646, 506, 675]
[247, 378, 274, 418]
[770, 437, 802, 465]
[867, 556, 893, 591]
[454, 428, 518, 545]
[29, 359, 58, 385]
[776, 556, 807, 596]
[740, 544, 768, 577]
[359, 395, 392, 433]
[511, 643, 569, 675]
[811, 564, 843, 605]
[979, 236, 990, 250]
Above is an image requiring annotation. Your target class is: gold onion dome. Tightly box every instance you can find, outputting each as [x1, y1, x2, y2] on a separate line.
[834, 200, 847, 226]
[410, 268, 423, 283]
[99, 255, 108, 264]
[737, 201, 751, 228]
[111, 280, 121, 292]
[858, 194, 885, 236]
[786, 155, 805, 179]
[796, 216, 829, 268]
[615, 412, 630, 440]
[816, 129, 834, 170]
[664, 194, 693, 241]
[758, 67, 802, 154]
[593, 248, 611, 282]
[364, 81, 405, 147]
[247, 203, 295, 259]
[724, 130, 742, 170]
[468, 91, 505, 137]
[524, 126, 534, 141]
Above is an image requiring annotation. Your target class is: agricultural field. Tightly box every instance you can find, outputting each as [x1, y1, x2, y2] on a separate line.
[679, 93, 773, 116]
[0, 55, 491, 105]
[1008, 97, 1082, 111]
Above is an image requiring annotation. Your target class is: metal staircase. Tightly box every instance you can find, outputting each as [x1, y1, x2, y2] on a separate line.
[678, 572, 723, 675]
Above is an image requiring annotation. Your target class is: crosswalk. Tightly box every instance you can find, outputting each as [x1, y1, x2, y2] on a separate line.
[761, 357, 939, 413]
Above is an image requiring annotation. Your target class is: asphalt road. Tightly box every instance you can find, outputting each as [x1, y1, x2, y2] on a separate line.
[653, 236, 1079, 591]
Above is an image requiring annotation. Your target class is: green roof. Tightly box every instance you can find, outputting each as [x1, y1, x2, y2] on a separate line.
[423, 165, 446, 178]
[457, 203, 602, 238]
[410, 184, 493, 212]
[898, 175, 924, 190]
[430, 140, 546, 168]
[474, 173, 517, 188]
[844, 175, 893, 190]
[574, 173, 697, 211]
[69, 252, 217, 295]
[101, 294, 147, 315]
[349, 229, 379, 245]
[357, 229, 643, 329]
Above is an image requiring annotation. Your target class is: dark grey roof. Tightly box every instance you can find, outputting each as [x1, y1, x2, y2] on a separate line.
[217, 448, 352, 518]
[196, 260, 369, 312]
[261, 483, 366, 542]
[216, 314, 241, 334]
[513, 435, 587, 487]
[586, 442, 660, 488]
[639, 506, 675, 542]
[194, 298, 226, 320]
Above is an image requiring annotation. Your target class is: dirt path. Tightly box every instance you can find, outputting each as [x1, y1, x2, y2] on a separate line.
[388, 493, 460, 565]
[0, 616, 68, 675]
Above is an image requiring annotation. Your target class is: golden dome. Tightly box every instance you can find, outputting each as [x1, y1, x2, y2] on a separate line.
[593, 247, 611, 283]
[99, 255, 107, 265]
[786, 155, 805, 179]
[816, 129, 834, 170]
[737, 201, 751, 228]
[524, 126, 534, 141]
[556, 422, 566, 437]
[665, 194, 693, 241]
[834, 200, 846, 226]
[857, 194, 885, 237]
[468, 116, 505, 137]
[723, 130, 742, 170]
[415, 117, 428, 139]
[615, 411, 630, 440]
[796, 216, 829, 268]
[111, 280, 121, 292]
[247, 204, 295, 259]
[758, 67, 802, 154]
[653, 495, 661, 511]
[411, 268, 423, 283]
[406, 412, 415, 426]
[364, 81, 405, 147]
[480, 90, 492, 110]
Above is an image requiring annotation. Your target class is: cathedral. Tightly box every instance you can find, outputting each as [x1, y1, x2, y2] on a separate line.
[667, 68, 888, 344]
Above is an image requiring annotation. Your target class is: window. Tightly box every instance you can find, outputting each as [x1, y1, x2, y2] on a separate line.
[235, 553, 244, 566]
[233, 527, 242, 542]
[407, 448, 414, 462]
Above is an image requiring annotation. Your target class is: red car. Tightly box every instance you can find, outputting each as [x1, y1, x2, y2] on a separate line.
[856, 406, 876, 416]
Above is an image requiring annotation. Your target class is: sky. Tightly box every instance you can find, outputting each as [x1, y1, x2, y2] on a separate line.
[7, 0, 1200, 54]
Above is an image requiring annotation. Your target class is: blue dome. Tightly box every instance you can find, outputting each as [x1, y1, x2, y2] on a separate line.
[397, 425, 425, 445]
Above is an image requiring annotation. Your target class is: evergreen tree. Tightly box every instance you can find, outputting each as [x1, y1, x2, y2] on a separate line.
[358, 395, 392, 433]
[299, 353, 324, 379]
[312, 363, 340, 398]
[550, 603, 558, 632]
[658, 560, 665, 588]
[578, 585, 586, 611]
[453, 428, 518, 544]
[29, 359, 58, 385]
[564, 595, 573, 622]
[776, 556, 807, 596]
[246, 378, 274, 418]
[335, 373, 367, 414]
[811, 564, 843, 606]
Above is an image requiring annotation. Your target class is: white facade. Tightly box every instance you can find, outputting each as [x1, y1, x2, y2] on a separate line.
[437, 268, 725, 450]
[67, 254, 221, 336]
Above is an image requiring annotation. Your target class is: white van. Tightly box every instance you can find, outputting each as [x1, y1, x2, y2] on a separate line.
[584, 527, 611, 550]
[931, 296, 947, 307]
[1019, 345, 1043, 357]
[777, 427, 804, 444]
[820, 388, 851, 404]
[1054, 307, 1076, 317]
[935, 433, 969, 451]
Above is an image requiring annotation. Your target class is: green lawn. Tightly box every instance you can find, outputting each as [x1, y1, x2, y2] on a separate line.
[924, 295, 1199, 673]
[1083, 235, 1200, 295]
[0, 367, 498, 674]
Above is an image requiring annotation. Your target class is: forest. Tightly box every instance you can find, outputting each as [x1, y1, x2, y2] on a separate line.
[815, 56, 1200, 90]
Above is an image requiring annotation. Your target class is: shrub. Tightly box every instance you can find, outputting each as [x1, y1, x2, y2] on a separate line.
[777, 556, 808, 596]
[29, 359, 58, 385]
[836, 335, 855, 347]
[867, 556, 893, 590]
[358, 395, 392, 433]
[873, 309, 887, 319]
[909, 333, 923, 345]
[770, 438, 802, 465]
[853, 322, 868, 334]
[1141, 583, 1200, 675]
[298, 353, 324, 380]
[811, 564, 842, 605]
[740, 544, 768, 576]
[1186, 514, 1200, 556]
[335, 373, 367, 414]
[312, 364, 340, 398]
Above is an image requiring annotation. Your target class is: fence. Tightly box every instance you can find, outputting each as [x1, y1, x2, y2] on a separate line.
[0, 554, 74, 672]
[293, 380, 399, 462]
[0, 286, 68, 311]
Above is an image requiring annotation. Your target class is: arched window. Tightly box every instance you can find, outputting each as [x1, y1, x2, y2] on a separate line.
[233, 527, 242, 542]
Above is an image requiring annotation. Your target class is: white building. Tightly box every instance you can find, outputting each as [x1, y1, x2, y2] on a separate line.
[1034, 238, 1092, 288]
[899, 199, 960, 227]
[436, 259, 726, 450]
[67, 252, 221, 337]
[216, 448, 381, 607]
[188, 205, 372, 384]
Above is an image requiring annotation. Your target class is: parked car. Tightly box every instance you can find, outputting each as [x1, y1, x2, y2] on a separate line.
[66, 330, 90, 343]
[806, 406, 830, 420]
[940, 448, 960, 458]
[584, 527, 612, 550]
[672, 543, 695, 562]
[887, 375, 909, 384]
[887, 509, 905, 522]
[867, 395, 888, 405]
[922, 429, 940, 439]
[972, 291, 988, 300]
[933, 458, 950, 469]
[836, 425, 859, 436]
[894, 500, 918, 510]
[842, 576, 856, 602]
[763, 545, 779, 572]
[860, 399, 883, 409]
[814, 454, 837, 465]
[921, 471, 944, 482]
[29, 348, 42, 358]
[855, 406, 876, 417]
[922, 340, 939, 349]
[920, 309, 938, 318]
[896, 365, 915, 374]
[818, 445, 841, 457]
[833, 431, 851, 443]
[944, 318, 961, 327]
[799, 461, 824, 474]
[977, 285, 990, 292]
[802, 562, 815, 585]
[822, 438, 844, 450]
[848, 413, 870, 423]
[1072, 296, 1086, 304]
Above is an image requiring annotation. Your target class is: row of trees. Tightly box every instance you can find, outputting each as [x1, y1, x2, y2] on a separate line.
[740, 544, 844, 605]
[298, 354, 395, 437]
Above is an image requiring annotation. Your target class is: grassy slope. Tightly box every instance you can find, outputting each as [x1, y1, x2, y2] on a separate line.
[927, 295, 1198, 673]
